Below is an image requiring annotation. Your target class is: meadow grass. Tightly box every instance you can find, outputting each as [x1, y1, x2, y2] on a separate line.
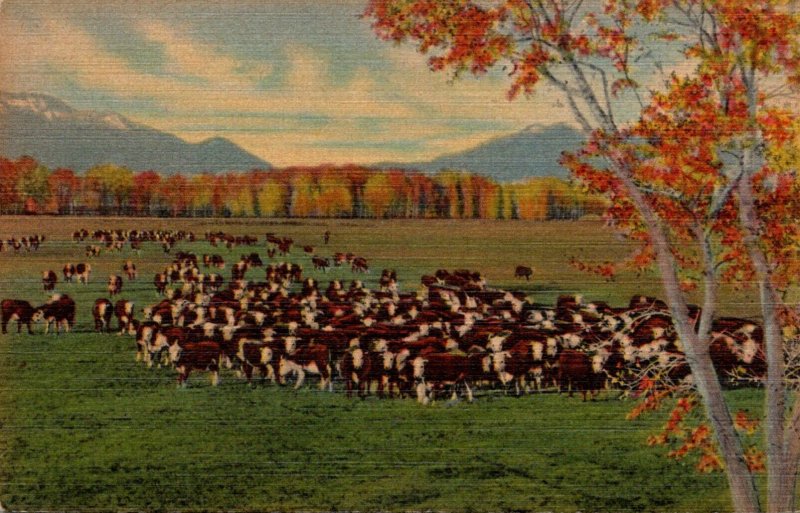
[0, 216, 765, 511]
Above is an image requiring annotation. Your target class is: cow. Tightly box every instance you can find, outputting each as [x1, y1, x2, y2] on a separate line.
[86, 245, 101, 257]
[39, 294, 76, 335]
[108, 275, 123, 296]
[135, 321, 160, 365]
[42, 270, 58, 292]
[123, 260, 137, 280]
[412, 353, 475, 405]
[557, 350, 602, 401]
[1, 299, 43, 334]
[312, 256, 330, 272]
[92, 298, 114, 332]
[514, 265, 533, 281]
[278, 344, 333, 390]
[352, 257, 369, 273]
[237, 341, 275, 385]
[63, 264, 76, 283]
[115, 299, 136, 335]
[303, 245, 314, 254]
[323, 231, 331, 244]
[76, 263, 91, 284]
[340, 348, 368, 398]
[175, 341, 222, 387]
[154, 273, 168, 295]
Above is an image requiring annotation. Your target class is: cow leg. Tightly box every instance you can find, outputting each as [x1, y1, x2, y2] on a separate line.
[1, 318, 6, 334]
[294, 369, 305, 390]
[463, 381, 474, 402]
[210, 369, 220, 387]
[243, 362, 254, 385]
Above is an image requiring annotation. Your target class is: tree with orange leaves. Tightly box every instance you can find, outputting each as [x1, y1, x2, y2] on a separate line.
[365, 1, 800, 511]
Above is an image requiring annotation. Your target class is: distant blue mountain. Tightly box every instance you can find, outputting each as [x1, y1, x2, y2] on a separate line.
[376, 123, 586, 181]
[0, 91, 271, 173]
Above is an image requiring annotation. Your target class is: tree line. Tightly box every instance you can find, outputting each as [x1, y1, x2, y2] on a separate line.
[0, 156, 605, 220]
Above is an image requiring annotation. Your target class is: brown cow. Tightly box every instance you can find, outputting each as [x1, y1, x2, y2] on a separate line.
[1, 299, 43, 334]
[93, 298, 113, 332]
[108, 275, 123, 296]
[76, 263, 91, 284]
[42, 270, 58, 291]
[514, 265, 533, 281]
[175, 341, 222, 387]
[63, 264, 76, 283]
[115, 300, 136, 335]
[39, 294, 76, 335]
[278, 344, 332, 390]
[123, 260, 137, 280]
[412, 353, 476, 404]
[557, 350, 601, 401]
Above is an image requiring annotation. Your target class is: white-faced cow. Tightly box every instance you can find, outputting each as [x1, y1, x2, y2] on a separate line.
[76, 263, 91, 284]
[108, 275, 123, 296]
[123, 260, 137, 280]
[92, 298, 114, 332]
[42, 270, 58, 292]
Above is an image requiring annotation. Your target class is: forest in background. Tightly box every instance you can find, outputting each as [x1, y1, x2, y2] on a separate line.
[0, 156, 605, 220]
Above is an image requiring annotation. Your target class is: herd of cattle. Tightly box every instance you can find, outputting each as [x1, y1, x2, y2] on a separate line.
[0, 228, 767, 404]
[0, 234, 45, 253]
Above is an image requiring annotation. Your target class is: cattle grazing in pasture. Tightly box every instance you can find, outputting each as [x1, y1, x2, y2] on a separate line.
[1, 300, 43, 334]
[93, 298, 114, 332]
[39, 294, 76, 335]
[514, 265, 533, 281]
[108, 275, 123, 296]
[63, 264, 76, 283]
[115, 300, 136, 335]
[76, 263, 91, 284]
[279, 344, 333, 391]
[412, 353, 477, 405]
[351, 257, 369, 273]
[312, 256, 330, 272]
[557, 350, 602, 401]
[154, 273, 168, 295]
[42, 270, 58, 292]
[123, 260, 137, 280]
[175, 341, 222, 387]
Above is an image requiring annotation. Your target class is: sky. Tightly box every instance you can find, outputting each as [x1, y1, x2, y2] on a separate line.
[0, 0, 580, 166]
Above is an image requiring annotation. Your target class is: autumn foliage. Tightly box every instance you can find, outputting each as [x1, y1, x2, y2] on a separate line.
[0, 156, 603, 219]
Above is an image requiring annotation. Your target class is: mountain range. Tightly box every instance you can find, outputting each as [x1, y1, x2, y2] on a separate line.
[376, 124, 584, 180]
[0, 91, 585, 180]
[0, 91, 271, 173]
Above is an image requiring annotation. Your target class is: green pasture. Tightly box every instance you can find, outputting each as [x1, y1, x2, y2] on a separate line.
[0, 217, 765, 511]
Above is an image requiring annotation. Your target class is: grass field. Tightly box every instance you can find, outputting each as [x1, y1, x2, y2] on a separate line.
[0, 216, 767, 511]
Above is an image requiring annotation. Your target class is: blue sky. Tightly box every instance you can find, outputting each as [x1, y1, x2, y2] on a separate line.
[0, 0, 580, 165]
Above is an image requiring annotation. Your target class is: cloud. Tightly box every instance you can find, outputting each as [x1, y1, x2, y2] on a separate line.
[136, 20, 272, 89]
[0, 8, 574, 166]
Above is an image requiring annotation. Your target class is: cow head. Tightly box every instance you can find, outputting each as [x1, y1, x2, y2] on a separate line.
[284, 336, 297, 354]
[531, 341, 544, 361]
[591, 351, 607, 374]
[740, 338, 758, 364]
[383, 351, 396, 370]
[260, 346, 273, 365]
[351, 348, 364, 370]
[31, 309, 45, 324]
[412, 357, 426, 380]
[546, 337, 558, 357]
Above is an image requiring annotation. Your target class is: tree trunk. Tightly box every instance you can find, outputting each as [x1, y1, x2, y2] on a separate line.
[612, 156, 762, 513]
[739, 144, 791, 513]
